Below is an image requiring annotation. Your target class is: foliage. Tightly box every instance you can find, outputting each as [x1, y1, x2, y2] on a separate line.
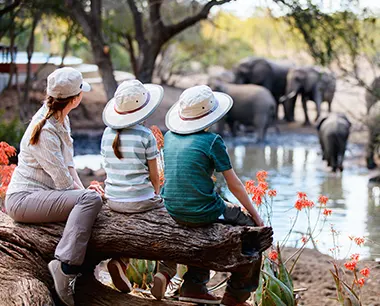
[0, 142, 17, 209]
[0, 111, 25, 148]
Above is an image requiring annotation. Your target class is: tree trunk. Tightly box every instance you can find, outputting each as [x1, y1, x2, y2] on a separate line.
[91, 37, 118, 100]
[0, 207, 272, 305]
[137, 45, 160, 83]
[21, 12, 40, 121]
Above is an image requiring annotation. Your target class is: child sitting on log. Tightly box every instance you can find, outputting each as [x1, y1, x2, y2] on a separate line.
[160, 85, 264, 306]
[101, 80, 176, 298]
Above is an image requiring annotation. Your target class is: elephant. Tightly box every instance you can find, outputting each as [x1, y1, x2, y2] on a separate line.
[365, 76, 380, 113]
[233, 57, 293, 120]
[209, 78, 276, 142]
[366, 101, 380, 169]
[316, 113, 351, 172]
[282, 67, 336, 125]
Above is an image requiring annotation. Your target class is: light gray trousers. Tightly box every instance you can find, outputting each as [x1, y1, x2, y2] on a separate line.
[5, 189, 103, 266]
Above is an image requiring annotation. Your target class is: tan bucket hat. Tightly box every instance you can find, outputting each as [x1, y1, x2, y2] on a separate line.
[165, 85, 233, 134]
[47, 67, 91, 99]
[102, 80, 163, 129]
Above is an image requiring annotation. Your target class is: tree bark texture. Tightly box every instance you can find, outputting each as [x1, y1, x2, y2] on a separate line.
[66, 0, 117, 100]
[0, 206, 273, 305]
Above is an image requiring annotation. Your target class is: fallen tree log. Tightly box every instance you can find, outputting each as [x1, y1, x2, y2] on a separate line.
[0, 206, 273, 306]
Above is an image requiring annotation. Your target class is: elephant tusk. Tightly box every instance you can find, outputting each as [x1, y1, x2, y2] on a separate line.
[279, 90, 297, 103]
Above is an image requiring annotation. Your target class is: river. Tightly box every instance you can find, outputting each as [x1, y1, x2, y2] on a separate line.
[73, 132, 380, 260]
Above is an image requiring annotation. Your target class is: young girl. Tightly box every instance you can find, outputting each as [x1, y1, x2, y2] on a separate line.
[5, 67, 104, 306]
[101, 80, 176, 298]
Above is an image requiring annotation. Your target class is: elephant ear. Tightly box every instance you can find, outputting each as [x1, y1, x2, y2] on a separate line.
[315, 115, 328, 130]
[305, 68, 320, 93]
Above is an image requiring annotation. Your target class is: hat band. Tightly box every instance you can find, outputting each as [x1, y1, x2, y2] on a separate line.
[114, 92, 151, 115]
[179, 99, 219, 121]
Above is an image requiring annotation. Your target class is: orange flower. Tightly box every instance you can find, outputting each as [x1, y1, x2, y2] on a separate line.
[301, 236, 307, 244]
[354, 237, 365, 246]
[0, 142, 16, 165]
[355, 277, 365, 287]
[323, 208, 332, 216]
[1, 164, 16, 186]
[256, 170, 268, 182]
[318, 195, 329, 205]
[344, 260, 357, 271]
[350, 253, 360, 261]
[245, 180, 255, 194]
[258, 181, 268, 192]
[294, 198, 314, 210]
[268, 189, 277, 197]
[297, 192, 307, 199]
[360, 267, 370, 277]
[150, 125, 164, 150]
[268, 250, 278, 261]
[159, 169, 165, 186]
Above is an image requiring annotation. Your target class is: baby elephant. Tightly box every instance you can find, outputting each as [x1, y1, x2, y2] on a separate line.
[316, 113, 351, 172]
[209, 79, 276, 142]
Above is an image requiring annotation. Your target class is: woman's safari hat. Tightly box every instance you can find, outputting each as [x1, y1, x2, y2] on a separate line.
[47, 67, 91, 99]
[165, 85, 233, 134]
[102, 80, 163, 129]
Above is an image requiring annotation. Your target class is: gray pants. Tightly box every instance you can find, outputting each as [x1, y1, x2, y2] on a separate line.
[5, 189, 103, 266]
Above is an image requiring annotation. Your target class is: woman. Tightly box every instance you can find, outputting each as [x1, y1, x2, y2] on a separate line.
[5, 67, 103, 306]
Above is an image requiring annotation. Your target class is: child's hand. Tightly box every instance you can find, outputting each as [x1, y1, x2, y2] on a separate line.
[253, 215, 264, 227]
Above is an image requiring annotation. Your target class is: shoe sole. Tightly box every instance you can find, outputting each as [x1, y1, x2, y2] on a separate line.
[48, 261, 73, 306]
[179, 297, 221, 304]
[107, 260, 132, 293]
[150, 273, 166, 300]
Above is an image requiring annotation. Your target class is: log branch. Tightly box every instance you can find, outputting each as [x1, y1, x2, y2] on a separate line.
[163, 0, 232, 42]
[0, 206, 272, 305]
[0, 0, 21, 17]
[148, 0, 164, 32]
[127, 0, 147, 46]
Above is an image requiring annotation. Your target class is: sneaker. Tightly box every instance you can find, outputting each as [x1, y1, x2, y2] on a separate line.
[48, 260, 78, 306]
[107, 258, 132, 293]
[150, 272, 169, 300]
[179, 291, 222, 304]
[221, 293, 251, 306]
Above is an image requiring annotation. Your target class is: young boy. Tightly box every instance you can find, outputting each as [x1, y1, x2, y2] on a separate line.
[161, 85, 264, 306]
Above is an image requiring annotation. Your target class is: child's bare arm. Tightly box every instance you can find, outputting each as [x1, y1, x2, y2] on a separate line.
[222, 168, 264, 226]
[148, 158, 160, 195]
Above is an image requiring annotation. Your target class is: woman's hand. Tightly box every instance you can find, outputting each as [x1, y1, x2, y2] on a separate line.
[88, 181, 104, 196]
[253, 214, 265, 227]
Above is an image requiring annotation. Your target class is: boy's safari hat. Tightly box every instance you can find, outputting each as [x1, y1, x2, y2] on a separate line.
[47, 67, 91, 99]
[165, 85, 233, 134]
[102, 80, 163, 129]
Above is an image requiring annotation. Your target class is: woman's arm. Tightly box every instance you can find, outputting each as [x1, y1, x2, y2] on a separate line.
[68, 167, 85, 189]
[147, 158, 160, 195]
[222, 168, 264, 226]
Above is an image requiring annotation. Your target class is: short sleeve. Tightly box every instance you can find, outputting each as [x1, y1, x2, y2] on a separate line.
[209, 135, 232, 172]
[145, 132, 159, 160]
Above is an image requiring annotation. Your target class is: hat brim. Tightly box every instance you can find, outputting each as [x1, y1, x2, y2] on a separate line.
[102, 84, 163, 129]
[81, 81, 91, 92]
[165, 92, 233, 135]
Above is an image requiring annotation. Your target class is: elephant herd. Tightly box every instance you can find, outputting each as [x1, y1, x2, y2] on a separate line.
[208, 56, 380, 172]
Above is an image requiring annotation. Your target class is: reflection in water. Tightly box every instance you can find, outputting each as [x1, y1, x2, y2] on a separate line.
[73, 134, 379, 259]
[222, 140, 378, 259]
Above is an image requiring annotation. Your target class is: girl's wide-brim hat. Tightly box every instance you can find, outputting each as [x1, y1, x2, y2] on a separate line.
[103, 80, 163, 129]
[166, 85, 233, 134]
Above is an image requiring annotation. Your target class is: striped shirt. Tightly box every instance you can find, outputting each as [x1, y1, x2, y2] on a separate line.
[101, 125, 159, 201]
[7, 104, 75, 194]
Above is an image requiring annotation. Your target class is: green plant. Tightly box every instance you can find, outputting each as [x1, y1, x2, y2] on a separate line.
[0, 111, 25, 148]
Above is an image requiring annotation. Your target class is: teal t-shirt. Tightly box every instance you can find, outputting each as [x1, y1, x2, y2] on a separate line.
[162, 131, 232, 224]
